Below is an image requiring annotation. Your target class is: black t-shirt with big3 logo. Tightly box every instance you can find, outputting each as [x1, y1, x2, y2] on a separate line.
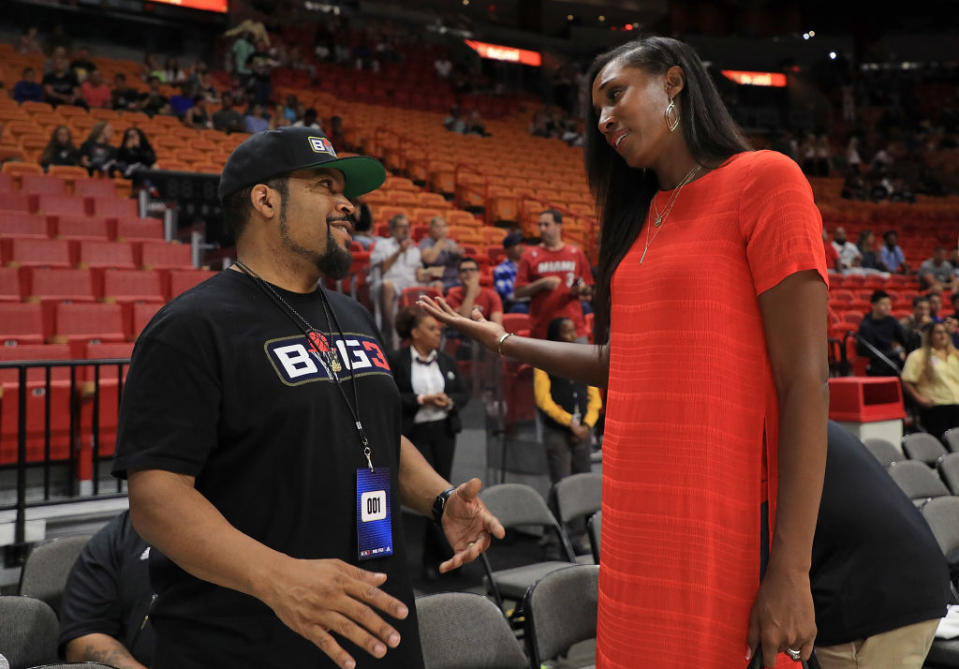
[113, 269, 424, 669]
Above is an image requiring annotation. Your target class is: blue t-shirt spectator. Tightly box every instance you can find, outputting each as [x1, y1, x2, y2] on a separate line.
[880, 245, 906, 273]
[14, 79, 44, 103]
[244, 114, 269, 133]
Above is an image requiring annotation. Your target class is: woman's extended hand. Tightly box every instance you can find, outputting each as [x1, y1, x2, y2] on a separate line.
[417, 296, 506, 352]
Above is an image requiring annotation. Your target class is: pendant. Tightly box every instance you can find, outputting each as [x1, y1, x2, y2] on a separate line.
[654, 214, 664, 228]
[330, 355, 343, 374]
[640, 243, 649, 264]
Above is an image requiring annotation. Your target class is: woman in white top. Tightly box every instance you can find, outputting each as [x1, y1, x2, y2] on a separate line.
[901, 321, 959, 440]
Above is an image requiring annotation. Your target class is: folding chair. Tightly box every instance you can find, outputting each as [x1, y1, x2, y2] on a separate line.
[587, 511, 601, 564]
[0, 595, 59, 668]
[19, 535, 92, 615]
[862, 437, 906, 468]
[938, 453, 959, 494]
[523, 564, 599, 669]
[552, 472, 602, 563]
[477, 483, 576, 614]
[902, 432, 949, 466]
[415, 592, 528, 669]
[886, 460, 950, 505]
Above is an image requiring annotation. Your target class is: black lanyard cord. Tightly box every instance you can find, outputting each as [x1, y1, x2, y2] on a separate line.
[232, 261, 374, 469]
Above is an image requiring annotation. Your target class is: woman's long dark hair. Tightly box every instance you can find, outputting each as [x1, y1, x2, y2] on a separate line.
[585, 36, 752, 345]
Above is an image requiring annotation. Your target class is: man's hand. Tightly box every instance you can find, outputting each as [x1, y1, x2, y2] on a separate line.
[398, 239, 413, 253]
[539, 276, 562, 292]
[439, 478, 505, 573]
[463, 273, 481, 295]
[571, 423, 590, 442]
[261, 558, 409, 669]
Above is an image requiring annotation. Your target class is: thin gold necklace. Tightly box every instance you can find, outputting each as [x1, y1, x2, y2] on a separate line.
[640, 165, 701, 264]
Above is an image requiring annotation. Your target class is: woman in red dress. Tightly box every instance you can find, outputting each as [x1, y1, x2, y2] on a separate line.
[422, 35, 828, 669]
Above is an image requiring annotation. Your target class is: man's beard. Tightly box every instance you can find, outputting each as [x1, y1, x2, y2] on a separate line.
[279, 214, 353, 280]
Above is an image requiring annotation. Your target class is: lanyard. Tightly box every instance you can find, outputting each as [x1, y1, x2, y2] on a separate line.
[233, 261, 375, 471]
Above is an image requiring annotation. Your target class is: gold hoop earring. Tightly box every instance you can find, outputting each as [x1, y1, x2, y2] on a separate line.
[664, 99, 680, 133]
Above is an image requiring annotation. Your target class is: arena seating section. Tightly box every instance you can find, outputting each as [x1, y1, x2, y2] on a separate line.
[3, 38, 959, 468]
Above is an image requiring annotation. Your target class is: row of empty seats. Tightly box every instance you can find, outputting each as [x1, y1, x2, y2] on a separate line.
[864, 431, 959, 505]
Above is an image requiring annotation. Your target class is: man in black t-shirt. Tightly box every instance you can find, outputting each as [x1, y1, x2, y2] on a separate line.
[113, 126, 504, 669]
[59, 511, 155, 669]
[857, 290, 909, 376]
[813, 422, 949, 667]
[43, 52, 84, 107]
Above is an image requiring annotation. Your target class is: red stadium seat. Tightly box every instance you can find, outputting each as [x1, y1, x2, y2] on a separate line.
[91, 197, 138, 219]
[0, 192, 33, 212]
[0, 344, 74, 464]
[101, 268, 165, 304]
[51, 216, 111, 241]
[166, 269, 217, 300]
[20, 174, 67, 196]
[136, 242, 193, 270]
[23, 268, 96, 303]
[34, 194, 90, 218]
[0, 173, 13, 192]
[72, 178, 118, 199]
[0, 267, 20, 302]
[131, 302, 163, 339]
[75, 240, 137, 269]
[502, 313, 531, 336]
[114, 217, 164, 242]
[0, 303, 45, 344]
[52, 302, 126, 347]
[77, 341, 136, 459]
[398, 286, 441, 309]
[0, 212, 49, 239]
[1, 238, 71, 268]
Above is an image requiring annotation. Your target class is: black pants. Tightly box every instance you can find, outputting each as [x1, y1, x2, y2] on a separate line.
[408, 419, 456, 567]
[920, 404, 959, 442]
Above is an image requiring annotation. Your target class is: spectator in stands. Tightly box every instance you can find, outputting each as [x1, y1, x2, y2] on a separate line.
[928, 290, 944, 323]
[857, 290, 908, 375]
[230, 30, 255, 80]
[110, 73, 140, 111]
[163, 58, 188, 85]
[268, 102, 291, 129]
[246, 40, 275, 105]
[350, 201, 375, 250]
[80, 70, 111, 108]
[856, 230, 884, 271]
[168, 83, 197, 118]
[80, 121, 117, 177]
[919, 246, 958, 292]
[293, 108, 323, 131]
[44, 45, 68, 74]
[901, 321, 959, 441]
[212, 92, 245, 133]
[17, 26, 42, 55]
[900, 295, 932, 352]
[514, 209, 593, 340]
[388, 306, 469, 581]
[139, 76, 169, 117]
[464, 110, 489, 137]
[494, 232, 529, 313]
[282, 94, 299, 124]
[58, 511, 155, 669]
[70, 46, 97, 83]
[442, 105, 465, 134]
[244, 104, 270, 133]
[43, 51, 84, 107]
[44, 24, 72, 57]
[419, 217, 463, 292]
[40, 125, 81, 170]
[813, 135, 832, 176]
[142, 54, 164, 82]
[183, 97, 212, 130]
[880, 231, 909, 274]
[13, 67, 44, 103]
[831, 226, 862, 270]
[813, 422, 948, 669]
[115, 127, 156, 178]
[371, 214, 430, 348]
[444, 257, 503, 325]
[328, 115, 346, 149]
[194, 71, 219, 104]
[845, 136, 862, 173]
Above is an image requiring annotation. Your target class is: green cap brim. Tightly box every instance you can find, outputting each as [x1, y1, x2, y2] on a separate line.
[303, 155, 386, 199]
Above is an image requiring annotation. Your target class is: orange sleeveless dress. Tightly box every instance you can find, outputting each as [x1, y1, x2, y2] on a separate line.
[597, 151, 828, 668]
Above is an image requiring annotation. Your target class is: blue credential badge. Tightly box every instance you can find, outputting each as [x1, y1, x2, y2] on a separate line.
[356, 467, 393, 561]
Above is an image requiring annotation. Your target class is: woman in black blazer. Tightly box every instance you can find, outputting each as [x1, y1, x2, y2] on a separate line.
[389, 306, 469, 578]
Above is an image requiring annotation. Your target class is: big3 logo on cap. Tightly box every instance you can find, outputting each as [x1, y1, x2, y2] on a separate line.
[308, 136, 337, 157]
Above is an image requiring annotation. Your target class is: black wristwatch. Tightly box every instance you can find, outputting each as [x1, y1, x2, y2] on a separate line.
[431, 486, 457, 525]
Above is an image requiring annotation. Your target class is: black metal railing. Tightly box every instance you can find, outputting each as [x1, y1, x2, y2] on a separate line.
[0, 358, 131, 548]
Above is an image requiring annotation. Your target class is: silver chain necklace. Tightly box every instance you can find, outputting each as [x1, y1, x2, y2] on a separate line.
[640, 165, 701, 264]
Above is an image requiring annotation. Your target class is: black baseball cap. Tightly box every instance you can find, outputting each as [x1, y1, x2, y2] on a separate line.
[503, 232, 523, 248]
[217, 126, 386, 201]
